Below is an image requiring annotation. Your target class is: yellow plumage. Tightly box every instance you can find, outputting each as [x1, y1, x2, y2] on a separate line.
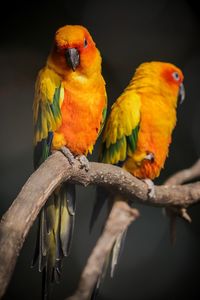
[33, 68, 64, 145]
[32, 25, 107, 300]
[101, 61, 184, 179]
[91, 62, 185, 295]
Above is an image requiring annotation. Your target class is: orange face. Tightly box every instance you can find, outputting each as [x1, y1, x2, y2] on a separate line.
[162, 64, 184, 88]
[49, 25, 101, 75]
[161, 63, 185, 104]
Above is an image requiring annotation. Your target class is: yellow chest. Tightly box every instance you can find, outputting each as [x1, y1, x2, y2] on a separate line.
[125, 94, 177, 179]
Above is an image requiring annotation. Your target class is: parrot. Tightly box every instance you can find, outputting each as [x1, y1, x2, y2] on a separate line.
[32, 25, 107, 299]
[90, 61, 185, 298]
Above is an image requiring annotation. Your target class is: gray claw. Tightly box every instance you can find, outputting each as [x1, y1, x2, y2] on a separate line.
[77, 155, 90, 172]
[143, 178, 156, 199]
[60, 147, 75, 166]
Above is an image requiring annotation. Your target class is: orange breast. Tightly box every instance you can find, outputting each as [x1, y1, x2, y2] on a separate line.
[124, 93, 177, 180]
[57, 86, 105, 155]
[125, 133, 171, 180]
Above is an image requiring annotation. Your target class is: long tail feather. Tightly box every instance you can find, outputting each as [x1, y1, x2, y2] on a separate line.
[90, 195, 129, 300]
[60, 184, 76, 256]
[91, 253, 110, 300]
[91, 229, 128, 300]
[111, 229, 127, 277]
[32, 183, 76, 300]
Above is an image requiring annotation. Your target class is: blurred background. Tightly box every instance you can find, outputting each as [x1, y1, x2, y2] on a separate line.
[1, 0, 200, 299]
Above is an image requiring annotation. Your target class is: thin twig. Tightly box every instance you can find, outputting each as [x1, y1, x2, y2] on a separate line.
[165, 159, 200, 185]
[164, 159, 200, 244]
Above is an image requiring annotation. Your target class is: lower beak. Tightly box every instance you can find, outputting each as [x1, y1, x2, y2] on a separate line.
[65, 48, 80, 71]
[179, 83, 185, 104]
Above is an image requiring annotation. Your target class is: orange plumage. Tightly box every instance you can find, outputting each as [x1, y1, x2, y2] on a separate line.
[101, 62, 184, 180]
[51, 70, 106, 154]
[45, 25, 107, 155]
[92, 62, 185, 286]
[33, 25, 107, 299]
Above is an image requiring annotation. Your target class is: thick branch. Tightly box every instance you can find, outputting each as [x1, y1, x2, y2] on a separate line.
[0, 152, 200, 298]
[67, 201, 139, 300]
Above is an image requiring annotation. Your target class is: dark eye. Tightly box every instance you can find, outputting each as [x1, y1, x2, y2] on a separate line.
[83, 38, 88, 48]
[172, 71, 179, 81]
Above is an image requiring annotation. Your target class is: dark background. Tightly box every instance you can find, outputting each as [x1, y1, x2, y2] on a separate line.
[1, 0, 200, 299]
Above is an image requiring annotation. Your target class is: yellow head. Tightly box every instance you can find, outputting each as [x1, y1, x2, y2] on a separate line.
[47, 25, 102, 77]
[130, 61, 185, 107]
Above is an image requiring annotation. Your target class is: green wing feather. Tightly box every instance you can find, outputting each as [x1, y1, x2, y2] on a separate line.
[97, 93, 107, 138]
[33, 67, 64, 168]
[90, 91, 141, 297]
[100, 91, 141, 164]
[91, 91, 140, 228]
[32, 67, 75, 300]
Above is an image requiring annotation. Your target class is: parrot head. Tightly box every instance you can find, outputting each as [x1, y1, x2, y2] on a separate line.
[48, 25, 101, 76]
[160, 62, 185, 104]
[133, 62, 185, 107]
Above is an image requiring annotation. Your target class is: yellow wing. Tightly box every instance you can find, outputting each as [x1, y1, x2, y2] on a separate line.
[33, 67, 64, 168]
[100, 91, 141, 165]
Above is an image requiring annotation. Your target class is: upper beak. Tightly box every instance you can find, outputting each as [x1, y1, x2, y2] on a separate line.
[65, 48, 80, 71]
[179, 83, 185, 104]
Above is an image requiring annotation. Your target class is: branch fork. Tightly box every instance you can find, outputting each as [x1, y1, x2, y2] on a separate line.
[0, 152, 200, 299]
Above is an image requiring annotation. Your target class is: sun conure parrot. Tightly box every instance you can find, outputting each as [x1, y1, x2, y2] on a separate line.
[90, 61, 185, 297]
[32, 25, 107, 299]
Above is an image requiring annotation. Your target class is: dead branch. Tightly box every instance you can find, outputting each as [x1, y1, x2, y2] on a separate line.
[0, 152, 200, 299]
[67, 201, 139, 300]
[66, 158, 200, 299]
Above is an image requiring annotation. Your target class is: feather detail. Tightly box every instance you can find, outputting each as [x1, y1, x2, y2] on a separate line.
[100, 91, 140, 165]
[33, 68, 63, 140]
[32, 184, 76, 299]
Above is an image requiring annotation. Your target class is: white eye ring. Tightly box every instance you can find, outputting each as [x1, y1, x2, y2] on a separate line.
[172, 71, 179, 81]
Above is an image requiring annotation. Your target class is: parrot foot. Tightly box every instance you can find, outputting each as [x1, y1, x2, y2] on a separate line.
[144, 152, 155, 162]
[143, 178, 156, 199]
[76, 155, 90, 172]
[60, 146, 75, 165]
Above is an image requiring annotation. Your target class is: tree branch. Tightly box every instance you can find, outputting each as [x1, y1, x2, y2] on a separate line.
[67, 201, 139, 300]
[0, 151, 200, 298]
[164, 159, 200, 185]
[66, 159, 200, 299]
[164, 159, 200, 243]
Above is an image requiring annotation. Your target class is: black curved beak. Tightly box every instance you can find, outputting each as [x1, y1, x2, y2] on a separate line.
[65, 48, 80, 71]
[179, 83, 185, 104]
